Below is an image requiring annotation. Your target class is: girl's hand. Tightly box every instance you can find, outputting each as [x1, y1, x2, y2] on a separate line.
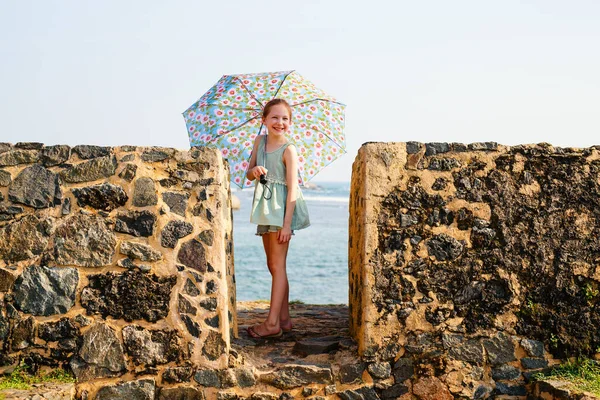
[251, 166, 268, 180]
[278, 226, 292, 243]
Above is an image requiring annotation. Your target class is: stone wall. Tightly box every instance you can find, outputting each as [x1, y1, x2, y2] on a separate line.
[349, 142, 600, 398]
[0, 143, 236, 397]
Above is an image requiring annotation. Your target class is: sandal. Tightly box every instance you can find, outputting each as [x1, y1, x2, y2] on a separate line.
[247, 326, 283, 339]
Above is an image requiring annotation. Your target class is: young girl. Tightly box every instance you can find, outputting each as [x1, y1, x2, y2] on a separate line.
[245, 98, 310, 339]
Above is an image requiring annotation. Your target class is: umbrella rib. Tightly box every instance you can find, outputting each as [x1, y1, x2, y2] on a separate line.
[232, 76, 265, 110]
[218, 115, 261, 136]
[272, 70, 295, 100]
[307, 125, 347, 154]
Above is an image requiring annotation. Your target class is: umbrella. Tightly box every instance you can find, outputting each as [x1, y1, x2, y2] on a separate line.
[183, 70, 346, 188]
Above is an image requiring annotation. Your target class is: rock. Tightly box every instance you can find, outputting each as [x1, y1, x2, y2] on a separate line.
[0, 268, 16, 291]
[0, 169, 11, 186]
[53, 214, 116, 267]
[469, 142, 498, 151]
[120, 241, 162, 261]
[206, 280, 217, 294]
[482, 333, 516, 365]
[178, 294, 197, 315]
[338, 363, 366, 384]
[293, 336, 343, 356]
[15, 142, 43, 149]
[38, 318, 79, 342]
[260, 364, 333, 389]
[204, 315, 219, 328]
[61, 197, 71, 215]
[473, 384, 493, 399]
[119, 163, 138, 181]
[203, 330, 227, 361]
[96, 378, 155, 400]
[432, 177, 448, 191]
[248, 393, 278, 400]
[161, 220, 194, 248]
[177, 239, 207, 272]
[198, 230, 214, 246]
[425, 142, 450, 156]
[492, 364, 521, 381]
[72, 145, 111, 159]
[133, 177, 158, 207]
[60, 155, 117, 183]
[194, 369, 220, 387]
[200, 298, 218, 311]
[72, 183, 128, 211]
[115, 210, 157, 237]
[367, 362, 391, 379]
[183, 278, 200, 296]
[163, 191, 189, 216]
[40, 145, 71, 166]
[180, 314, 201, 338]
[448, 338, 485, 365]
[0, 149, 39, 166]
[406, 141, 422, 154]
[380, 384, 409, 399]
[8, 164, 61, 208]
[521, 357, 548, 369]
[494, 382, 526, 395]
[0, 215, 51, 263]
[13, 265, 78, 316]
[81, 270, 176, 322]
[10, 316, 35, 350]
[162, 366, 195, 383]
[76, 322, 126, 379]
[521, 338, 545, 357]
[234, 368, 256, 388]
[392, 358, 414, 382]
[425, 234, 464, 261]
[413, 376, 453, 400]
[428, 157, 462, 171]
[158, 386, 205, 400]
[122, 325, 186, 365]
[141, 149, 174, 162]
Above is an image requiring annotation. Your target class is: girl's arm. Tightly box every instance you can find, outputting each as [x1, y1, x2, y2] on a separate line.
[246, 135, 267, 181]
[279, 144, 298, 243]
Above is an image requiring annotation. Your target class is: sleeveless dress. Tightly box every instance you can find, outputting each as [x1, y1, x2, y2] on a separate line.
[250, 135, 310, 231]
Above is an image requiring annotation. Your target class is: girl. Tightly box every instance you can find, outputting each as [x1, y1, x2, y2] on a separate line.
[245, 98, 310, 339]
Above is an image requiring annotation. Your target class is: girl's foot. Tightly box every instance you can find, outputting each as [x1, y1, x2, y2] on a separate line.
[280, 320, 293, 333]
[247, 324, 282, 339]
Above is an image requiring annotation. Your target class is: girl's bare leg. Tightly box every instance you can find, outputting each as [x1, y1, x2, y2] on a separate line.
[250, 232, 290, 336]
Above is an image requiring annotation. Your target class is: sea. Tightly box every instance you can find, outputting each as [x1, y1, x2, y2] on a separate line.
[231, 181, 350, 305]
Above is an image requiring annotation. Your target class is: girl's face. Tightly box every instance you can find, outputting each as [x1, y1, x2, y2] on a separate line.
[263, 104, 292, 138]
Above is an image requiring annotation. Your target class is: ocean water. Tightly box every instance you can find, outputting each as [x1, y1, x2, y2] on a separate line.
[232, 181, 350, 305]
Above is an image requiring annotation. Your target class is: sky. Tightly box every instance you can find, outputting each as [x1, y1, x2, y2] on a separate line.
[1, 1, 599, 182]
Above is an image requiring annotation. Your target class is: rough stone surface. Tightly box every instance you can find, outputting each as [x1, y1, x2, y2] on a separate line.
[161, 220, 194, 248]
[8, 164, 61, 208]
[72, 145, 111, 159]
[81, 271, 176, 322]
[72, 183, 128, 211]
[115, 210, 157, 237]
[483, 333, 516, 365]
[521, 338, 545, 357]
[194, 369, 220, 387]
[521, 357, 549, 370]
[122, 325, 187, 365]
[96, 378, 155, 400]
[60, 155, 117, 183]
[163, 191, 189, 216]
[40, 144, 71, 166]
[260, 365, 333, 389]
[491, 364, 522, 381]
[0, 169, 11, 186]
[10, 316, 35, 350]
[0, 149, 39, 166]
[0, 268, 16, 291]
[53, 214, 116, 267]
[120, 241, 163, 261]
[13, 265, 78, 316]
[158, 386, 206, 400]
[178, 239, 207, 272]
[339, 363, 366, 384]
[178, 294, 197, 315]
[0, 215, 51, 262]
[133, 177, 158, 207]
[162, 366, 195, 383]
[202, 330, 226, 361]
[119, 163, 138, 181]
[76, 322, 126, 378]
[412, 376, 453, 400]
[38, 317, 79, 343]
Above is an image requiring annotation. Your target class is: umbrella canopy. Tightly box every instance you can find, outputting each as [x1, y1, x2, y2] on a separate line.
[183, 70, 346, 188]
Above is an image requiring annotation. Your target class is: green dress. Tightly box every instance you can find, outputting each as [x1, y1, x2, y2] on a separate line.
[250, 136, 310, 230]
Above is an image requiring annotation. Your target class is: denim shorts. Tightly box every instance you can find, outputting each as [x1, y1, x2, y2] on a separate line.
[256, 225, 295, 236]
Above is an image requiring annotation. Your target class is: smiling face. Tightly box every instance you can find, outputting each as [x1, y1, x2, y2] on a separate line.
[263, 103, 292, 139]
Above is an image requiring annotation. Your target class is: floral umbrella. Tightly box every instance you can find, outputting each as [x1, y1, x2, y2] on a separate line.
[183, 70, 346, 188]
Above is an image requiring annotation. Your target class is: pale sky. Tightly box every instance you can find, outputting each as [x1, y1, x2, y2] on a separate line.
[1, 0, 599, 182]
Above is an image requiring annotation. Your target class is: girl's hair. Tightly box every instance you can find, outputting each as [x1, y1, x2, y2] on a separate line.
[262, 98, 292, 119]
